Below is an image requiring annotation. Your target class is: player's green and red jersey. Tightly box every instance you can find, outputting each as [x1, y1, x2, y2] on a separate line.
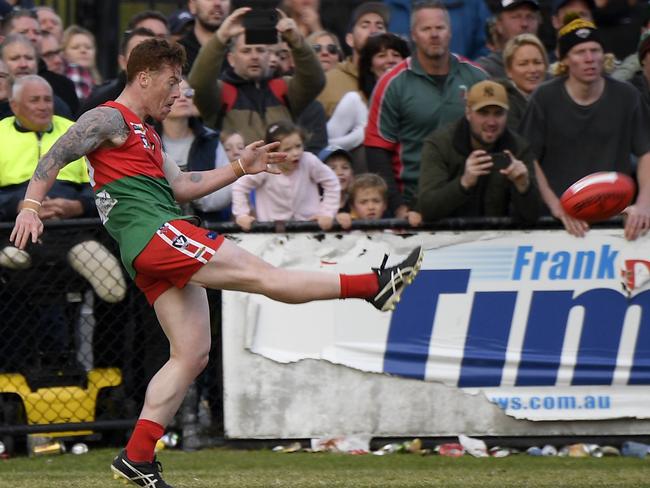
[86, 101, 185, 278]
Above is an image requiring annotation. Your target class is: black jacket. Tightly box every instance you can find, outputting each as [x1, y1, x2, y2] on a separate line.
[77, 72, 126, 116]
[0, 180, 96, 222]
[417, 117, 541, 223]
[178, 29, 201, 75]
[38, 59, 79, 117]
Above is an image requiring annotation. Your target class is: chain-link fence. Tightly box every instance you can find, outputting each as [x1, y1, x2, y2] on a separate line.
[0, 219, 223, 455]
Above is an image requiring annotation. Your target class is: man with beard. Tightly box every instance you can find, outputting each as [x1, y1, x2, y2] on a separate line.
[189, 6, 324, 144]
[316, 1, 388, 118]
[364, 0, 486, 219]
[179, 0, 231, 73]
[417, 80, 540, 223]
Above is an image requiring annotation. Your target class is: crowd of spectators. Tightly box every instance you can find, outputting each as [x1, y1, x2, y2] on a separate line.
[1, 0, 650, 241]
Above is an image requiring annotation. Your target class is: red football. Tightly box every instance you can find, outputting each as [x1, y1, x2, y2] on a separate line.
[560, 172, 636, 222]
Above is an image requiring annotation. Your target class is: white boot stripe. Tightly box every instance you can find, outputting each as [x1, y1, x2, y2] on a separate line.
[120, 458, 160, 487]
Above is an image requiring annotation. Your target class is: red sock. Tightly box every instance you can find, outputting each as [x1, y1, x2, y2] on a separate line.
[339, 273, 379, 299]
[125, 419, 165, 463]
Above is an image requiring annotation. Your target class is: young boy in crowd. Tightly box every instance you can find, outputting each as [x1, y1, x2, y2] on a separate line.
[319, 145, 354, 213]
[349, 173, 388, 220]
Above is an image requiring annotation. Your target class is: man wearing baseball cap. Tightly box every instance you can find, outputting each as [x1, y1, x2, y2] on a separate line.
[417, 80, 539, 222]
[317, 1, 388, 118]
[477, 0, 541, 78]
[520, 17, 650, 240]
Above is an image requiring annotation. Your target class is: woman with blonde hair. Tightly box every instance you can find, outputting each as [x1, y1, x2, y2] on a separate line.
[306, 30, 342, 73]
[501, 33, 548, 131]
[62, 25, 102, 100]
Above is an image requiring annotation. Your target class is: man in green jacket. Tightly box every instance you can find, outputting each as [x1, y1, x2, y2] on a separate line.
[417, 80, 540, 223]
[188, 6, 324, 144]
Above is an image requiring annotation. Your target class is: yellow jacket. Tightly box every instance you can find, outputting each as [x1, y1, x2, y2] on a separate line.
[0, 115, 88, 186]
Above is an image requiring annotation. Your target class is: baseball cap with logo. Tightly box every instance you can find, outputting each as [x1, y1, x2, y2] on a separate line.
[467, 80, 509, 111]
[496, 0, 540, 12]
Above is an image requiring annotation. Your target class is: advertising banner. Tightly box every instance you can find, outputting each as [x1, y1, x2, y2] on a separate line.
[232, 229, 650, 421]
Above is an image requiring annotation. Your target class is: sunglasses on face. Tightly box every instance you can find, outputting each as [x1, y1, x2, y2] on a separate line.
[312, 43, 338, 55]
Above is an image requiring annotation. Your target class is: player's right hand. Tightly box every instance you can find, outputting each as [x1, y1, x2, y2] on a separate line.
[10, 209, 43, 250]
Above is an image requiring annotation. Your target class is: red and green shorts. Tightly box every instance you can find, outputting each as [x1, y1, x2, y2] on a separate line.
[133, 219, 225, 305]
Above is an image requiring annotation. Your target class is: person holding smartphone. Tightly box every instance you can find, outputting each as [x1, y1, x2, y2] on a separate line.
[417, 80, 540, 223]
[188, 5, 325, 145]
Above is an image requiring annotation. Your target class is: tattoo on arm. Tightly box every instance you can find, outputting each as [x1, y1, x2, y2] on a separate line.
[33, 107, 130, 181]
[190, 172, 203, 183]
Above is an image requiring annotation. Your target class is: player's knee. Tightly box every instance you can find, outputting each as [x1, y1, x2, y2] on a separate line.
[186, 350, 210, 377]
[176, 344, 210, 375]
[194, 352, 210, 375]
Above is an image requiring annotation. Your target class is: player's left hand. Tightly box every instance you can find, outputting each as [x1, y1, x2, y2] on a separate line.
[240, 140, 286, 175]
[622, 204, 650, 240]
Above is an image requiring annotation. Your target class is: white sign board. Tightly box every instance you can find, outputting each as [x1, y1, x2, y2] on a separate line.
[222, 230, 650, 437]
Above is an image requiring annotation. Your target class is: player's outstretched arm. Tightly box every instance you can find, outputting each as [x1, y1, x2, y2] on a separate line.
[10, 107, 128, 249]
[165, 140, 286, 203]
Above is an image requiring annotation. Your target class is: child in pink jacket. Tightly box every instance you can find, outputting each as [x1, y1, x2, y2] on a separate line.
[232, 120, 341, 231]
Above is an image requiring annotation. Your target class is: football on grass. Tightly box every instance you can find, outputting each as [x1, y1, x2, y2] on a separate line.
[560, 172, 635, 222]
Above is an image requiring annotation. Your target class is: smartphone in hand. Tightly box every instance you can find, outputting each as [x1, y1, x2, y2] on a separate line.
[243, 8, 279, 44]
[490, 152, 511, 171]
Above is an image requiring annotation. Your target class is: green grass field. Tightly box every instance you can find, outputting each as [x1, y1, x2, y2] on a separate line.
[1, 448, 650, 487]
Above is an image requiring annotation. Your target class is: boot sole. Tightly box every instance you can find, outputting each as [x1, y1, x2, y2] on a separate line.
[111, 465, 138, 486]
